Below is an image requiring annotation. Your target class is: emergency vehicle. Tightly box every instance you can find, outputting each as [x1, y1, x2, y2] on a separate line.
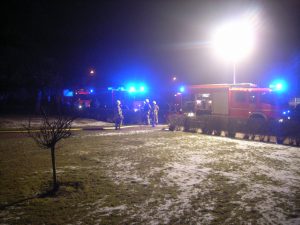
[168, 83, 300, 145]
[74, 89, 92, 109]
[182, 83, 289, 121]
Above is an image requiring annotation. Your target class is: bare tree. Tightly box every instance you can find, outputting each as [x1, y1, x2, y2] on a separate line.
[25, 110, 73, 191]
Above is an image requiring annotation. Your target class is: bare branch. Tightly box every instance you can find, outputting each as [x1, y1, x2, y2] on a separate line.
[24, 110, 74, 150]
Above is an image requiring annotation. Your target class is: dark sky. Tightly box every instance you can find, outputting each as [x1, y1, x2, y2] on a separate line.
[2, 0, 300, 93]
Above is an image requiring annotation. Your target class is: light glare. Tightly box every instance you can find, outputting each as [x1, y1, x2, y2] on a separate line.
[212, 18, 256, 62]
[128, 86, 136, 93]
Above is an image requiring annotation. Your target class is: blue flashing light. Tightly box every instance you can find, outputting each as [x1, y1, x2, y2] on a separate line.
[90, 89, 94, 93]
[63, 89, 74, 97]
[269, 80, 287, 92]
[179, 86, 185, 93]
[126, 83, 148, 94]
[128, 86, 136, 93]
[139, 86, 145, 92]
[276, 83, 282, 90]
[108, 87, 113, 91]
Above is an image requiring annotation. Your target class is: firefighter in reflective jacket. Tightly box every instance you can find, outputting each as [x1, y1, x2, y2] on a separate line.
[114, 100, 124, 130]
[144, 99, 152, 125]
[151, 100, 159, 127]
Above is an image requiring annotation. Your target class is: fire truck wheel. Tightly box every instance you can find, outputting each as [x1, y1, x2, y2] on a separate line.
[202, 127, 212, 135]
[228, 131, 235, 138]
[213, 130, 221, 136]
[296, 138, 300, 146]
[276, 137, 285, 144]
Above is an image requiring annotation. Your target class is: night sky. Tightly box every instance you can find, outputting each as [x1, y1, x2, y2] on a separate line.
[2, 0, 300, 94]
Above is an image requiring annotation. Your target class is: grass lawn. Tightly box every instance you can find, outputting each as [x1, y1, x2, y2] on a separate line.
[0, 129, 300, 224]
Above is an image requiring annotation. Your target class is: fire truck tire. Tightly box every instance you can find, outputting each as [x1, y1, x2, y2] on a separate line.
[169, 124, 176, 131]
[227, 124, 236, 138]
[296, 138, 300, 146]
[228, 131, 235, 138]
[184, 118, 191, 132]
[213, 130, 221, 136]
[276, 137, 284, 144]
[246, 115, 266, 136]
[202, 127, 212, 135]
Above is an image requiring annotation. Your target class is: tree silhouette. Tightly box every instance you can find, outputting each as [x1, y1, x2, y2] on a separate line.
[25, 110, 73, 191]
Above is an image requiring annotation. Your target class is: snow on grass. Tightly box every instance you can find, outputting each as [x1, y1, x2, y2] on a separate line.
[1, 128, 299, 224]
[144, 161, 215, 225]
[205, 138, 300, 224]
[125, 160, 215, 224]
[97, 131, 300, 224]
[76, 196, 127, 224]
[80, 129, 157, 137]
[72, 118, 112, 127]
[105, 156, 150, 186]
[239, 183, 295, 224]
[87, 205, 127, 217]
[0, 116, 112, 129]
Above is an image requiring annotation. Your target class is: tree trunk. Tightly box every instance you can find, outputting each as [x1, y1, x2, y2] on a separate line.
[51, 146, 58, 191]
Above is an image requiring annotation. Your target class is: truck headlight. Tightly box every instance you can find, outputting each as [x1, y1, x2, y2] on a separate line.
[187, 112, 195, 117]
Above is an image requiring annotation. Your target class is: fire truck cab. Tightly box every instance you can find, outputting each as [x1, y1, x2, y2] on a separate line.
[74, 89, 92, 109]
[184, 83, 288, 121]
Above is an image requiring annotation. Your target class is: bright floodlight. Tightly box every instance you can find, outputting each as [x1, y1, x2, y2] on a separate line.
[212, 18, 256, 62]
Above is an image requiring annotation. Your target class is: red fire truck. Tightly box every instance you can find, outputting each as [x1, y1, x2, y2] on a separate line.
[74, 89, 92, 109]
[182, 83, 288, 121]
[168, 83, 300, 144]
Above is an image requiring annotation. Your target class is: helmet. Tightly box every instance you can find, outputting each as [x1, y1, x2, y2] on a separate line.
[116, 100, 121, 105]
[145, 99, 149, 103]
[153, 101, 156, 104]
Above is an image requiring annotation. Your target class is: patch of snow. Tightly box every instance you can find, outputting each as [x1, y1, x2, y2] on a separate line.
[42, 165, 100, 174]
[0, 116, 112, 129]
[80, 129, 157, 137]
[88, 205, 127, 217]
[95, 132, 299, 224]
[72, 118, 112, 127]
[12, 128, 298, 224]
[105, 157, 150, 186]
[125, 155, 215, 224]
[217, 171, 242, 182]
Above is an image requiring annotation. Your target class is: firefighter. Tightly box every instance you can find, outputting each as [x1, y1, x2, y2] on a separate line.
[143, 99, 152, 125]
[114, 100, 124, 130]
[151, 100, 159, 127]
